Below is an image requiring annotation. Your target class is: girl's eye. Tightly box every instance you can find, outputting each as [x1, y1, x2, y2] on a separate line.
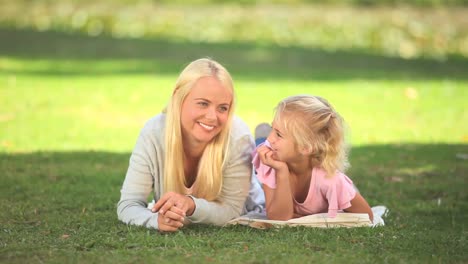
[198, 101, 208, 107]
[276, 132, 282, 138]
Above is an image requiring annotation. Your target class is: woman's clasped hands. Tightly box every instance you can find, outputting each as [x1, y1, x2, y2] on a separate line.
[152, 192, 196, 232]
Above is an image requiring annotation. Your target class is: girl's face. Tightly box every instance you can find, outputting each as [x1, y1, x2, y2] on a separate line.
[180, 76, 232, 147]
[266, 118, 301, 163]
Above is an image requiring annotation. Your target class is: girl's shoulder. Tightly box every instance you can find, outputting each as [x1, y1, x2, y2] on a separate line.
[314, 167, 353, 188]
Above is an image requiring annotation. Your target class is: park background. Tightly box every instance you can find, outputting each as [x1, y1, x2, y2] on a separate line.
[0, 0, 467, 263]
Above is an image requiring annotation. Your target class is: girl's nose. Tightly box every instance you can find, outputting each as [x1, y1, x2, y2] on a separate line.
[266, 131, 275, 143]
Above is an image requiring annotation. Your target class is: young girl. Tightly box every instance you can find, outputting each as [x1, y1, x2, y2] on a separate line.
[254, 95, 373, 222]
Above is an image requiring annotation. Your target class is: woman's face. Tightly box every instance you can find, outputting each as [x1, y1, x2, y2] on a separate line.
[180, 76, 232, 147]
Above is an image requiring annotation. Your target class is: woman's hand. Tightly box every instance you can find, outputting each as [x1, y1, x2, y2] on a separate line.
[157, 207, 185, 232]
[153, 192, 195, 232]
[257, 145, 288, 171]
[152, 192, 196, 216]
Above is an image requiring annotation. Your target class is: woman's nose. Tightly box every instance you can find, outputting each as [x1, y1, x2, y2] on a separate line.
[205, 107, 216, 120]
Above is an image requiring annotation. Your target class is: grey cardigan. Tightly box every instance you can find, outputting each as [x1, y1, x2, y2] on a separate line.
[117, 114, 258, 229]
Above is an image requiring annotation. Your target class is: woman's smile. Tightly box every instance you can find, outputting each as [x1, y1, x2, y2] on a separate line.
[198, 122, 215, 131]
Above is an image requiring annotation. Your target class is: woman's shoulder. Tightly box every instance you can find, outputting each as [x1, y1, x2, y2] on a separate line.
[225, 116, 254, 159]
[139, 113, 166, 139]
[230, 116, 253, 140]
[143, 113, 165, 128]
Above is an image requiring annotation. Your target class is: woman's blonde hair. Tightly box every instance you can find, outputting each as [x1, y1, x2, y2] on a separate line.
[273, 95, 349, 178]
[163, 58, 235, 201]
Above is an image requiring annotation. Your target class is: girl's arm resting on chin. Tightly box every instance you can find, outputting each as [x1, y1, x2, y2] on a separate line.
[187, 134, 254, 226]
[263, 167, 295, 221]
[343, 192, 374, 222]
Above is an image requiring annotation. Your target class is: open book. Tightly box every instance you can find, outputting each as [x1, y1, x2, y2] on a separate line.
[226, 212, 372, 229]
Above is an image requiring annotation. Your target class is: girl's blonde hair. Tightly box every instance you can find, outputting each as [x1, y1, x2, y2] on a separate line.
[274, 95, 349, 178]
[162, 58, 235, 201]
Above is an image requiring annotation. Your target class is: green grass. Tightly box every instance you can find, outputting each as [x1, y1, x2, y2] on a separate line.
[1, 146, 466, 263]
[1, 28, 467, 151]
[1, 3, 468, 263]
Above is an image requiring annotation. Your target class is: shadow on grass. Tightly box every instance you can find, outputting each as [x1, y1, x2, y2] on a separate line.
[1, 28, 467, 80]
[1, 144, 467, 263]
[1, 143, 467, 224]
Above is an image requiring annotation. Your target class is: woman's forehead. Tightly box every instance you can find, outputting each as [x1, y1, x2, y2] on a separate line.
[188, 76, 232, 102]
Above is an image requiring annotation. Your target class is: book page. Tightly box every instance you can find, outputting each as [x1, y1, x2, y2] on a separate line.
[226, 212, 372, 229]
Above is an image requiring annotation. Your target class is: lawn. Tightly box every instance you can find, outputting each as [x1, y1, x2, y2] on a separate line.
[1, 2, 467, 263]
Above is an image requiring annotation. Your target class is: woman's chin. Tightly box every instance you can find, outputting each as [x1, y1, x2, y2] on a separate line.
[194, 132, 220, 144]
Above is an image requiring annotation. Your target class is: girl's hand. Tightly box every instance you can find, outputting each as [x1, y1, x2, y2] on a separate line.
[344, 192, 374, 222]
[152, 192, 196, 216]
[257, 145, 288, 171]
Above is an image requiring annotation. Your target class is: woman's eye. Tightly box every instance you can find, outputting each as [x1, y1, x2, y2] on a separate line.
[198, 102, 208, 107]
[276, 132, 282, 138]
[219, 106, 229, 112]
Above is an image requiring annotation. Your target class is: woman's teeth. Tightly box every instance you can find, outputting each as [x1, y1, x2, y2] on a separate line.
[199, 122, 214, 131]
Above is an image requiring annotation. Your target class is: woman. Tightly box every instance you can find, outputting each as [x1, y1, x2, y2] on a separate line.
[117, 58, 263, 232]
